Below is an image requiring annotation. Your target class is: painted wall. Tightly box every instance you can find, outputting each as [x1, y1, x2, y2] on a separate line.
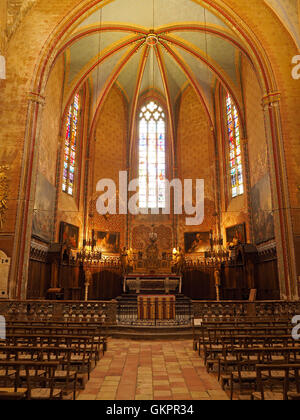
[177, 85, 216, 251]
[242, 57, 275, 245]
[90, 85, 127, 250]
[215, 83, 250, 247]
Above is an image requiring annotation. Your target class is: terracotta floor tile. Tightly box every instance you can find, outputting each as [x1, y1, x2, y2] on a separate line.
[169, 381, 187, 387]
[153, 385, 172, 391]
[153, 390, 172, 397]
[153, 380, 170, 386]
[78, 338, 226, 401]
[104, 376, 122, 382]
[171, 394, 192, 400]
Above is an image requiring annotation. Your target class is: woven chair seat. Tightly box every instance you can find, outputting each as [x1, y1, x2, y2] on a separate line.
[287, 392, 300, 400]
[252, 391, 283, 400]
[219, 356, 237, 362]
[270, 356, 286, 361]
[263, 371, 290, 379]
[232, 371, 258, 380]
[29, 388, 62, 399]
[41, 355, 63, 361]
[54, 370, 77, 378]
[0, 387, 27, 393]
[0, 370, 15, 376]
[19, 370, 46, 377]
[71, 356, 85, 361]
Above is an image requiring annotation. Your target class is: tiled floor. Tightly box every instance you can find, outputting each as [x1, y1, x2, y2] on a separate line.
[77, 339, 228, 400]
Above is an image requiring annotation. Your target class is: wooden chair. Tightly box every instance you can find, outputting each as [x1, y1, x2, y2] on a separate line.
[287, 366, 300, 400]
[24, 364, 63, 400]
[230, 359, 264, 400]
[252, 364, 300, 400]
[0, 391, 27, 400]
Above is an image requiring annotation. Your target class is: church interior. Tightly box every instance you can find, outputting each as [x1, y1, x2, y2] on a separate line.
[0, 0, 300, 402]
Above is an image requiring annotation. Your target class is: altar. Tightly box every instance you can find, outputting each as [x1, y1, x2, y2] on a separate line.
[121, 226, 183, 295]
[123, 274, 182, 294]
[137, 295, 176, 320]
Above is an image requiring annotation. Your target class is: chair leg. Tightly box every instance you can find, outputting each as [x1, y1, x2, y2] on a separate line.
[230, 376, 234, 400]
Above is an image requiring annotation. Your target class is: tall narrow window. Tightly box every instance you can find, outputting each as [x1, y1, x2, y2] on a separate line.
[138, 101, 166, 209]
[226, 93, 244, 198]
[62, 93, 80, 196]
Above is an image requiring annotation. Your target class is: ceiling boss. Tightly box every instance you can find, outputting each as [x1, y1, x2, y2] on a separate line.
[145, 33, 159, 47]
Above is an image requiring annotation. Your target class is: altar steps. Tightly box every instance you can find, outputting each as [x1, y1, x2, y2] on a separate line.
[106, 325, 194, 340]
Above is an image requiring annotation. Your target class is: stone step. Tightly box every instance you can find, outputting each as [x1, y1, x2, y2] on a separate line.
[106, 325, 194, 340]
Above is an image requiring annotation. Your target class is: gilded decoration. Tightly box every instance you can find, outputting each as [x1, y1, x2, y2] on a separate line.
[0, 165, 9, 230]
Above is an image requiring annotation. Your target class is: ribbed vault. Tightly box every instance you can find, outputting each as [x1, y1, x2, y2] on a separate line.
[53, 0, 255, 137]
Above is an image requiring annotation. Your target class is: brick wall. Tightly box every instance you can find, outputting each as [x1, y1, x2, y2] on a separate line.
[91, 85, 127, 248]
[177, 86, 216, 248]
[242, 58, 269, 187]
[38, 55, 64, 186]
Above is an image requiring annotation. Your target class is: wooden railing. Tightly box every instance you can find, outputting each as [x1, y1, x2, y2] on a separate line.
[0, 299, 299, 325]
[192, 300, 300, 319]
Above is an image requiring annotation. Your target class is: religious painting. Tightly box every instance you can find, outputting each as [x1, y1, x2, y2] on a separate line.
[59, 222, 79, 249]
[32, 172, 56, 243]
[184, 232, 211, 253]
[96, 231, 120, 253]
[226, 223, 246, 247]
[251, 174, 275, 244]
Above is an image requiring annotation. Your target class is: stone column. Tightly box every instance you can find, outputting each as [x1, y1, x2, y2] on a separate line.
[0, 0, 7, 82]
[262, 92, 298, 300]
[0, 1, 7, 54]
[10, 92, 45, 299]
[241, 137, 255, 243]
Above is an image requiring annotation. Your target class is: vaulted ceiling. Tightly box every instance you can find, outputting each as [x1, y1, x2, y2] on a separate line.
[264, 0, 300, 49]
[57, 0, 299, 132]
[59, 0, 250, 130]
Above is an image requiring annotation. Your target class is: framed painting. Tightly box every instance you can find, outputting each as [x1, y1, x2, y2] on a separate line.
[251, 174, 275, 244]
[32, 172, 56, 243]
[59, 222, 79, 249]
[184, 232, 211, 253]
[226, 223, 246, 247]
[96, 231, 120, 253]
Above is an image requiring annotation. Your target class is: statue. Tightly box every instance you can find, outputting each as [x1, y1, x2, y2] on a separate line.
[120, 247, 133, 274]
[84, 269, 92, 301]
[214, 267, 221, 301]
[172, 247, 185, 275]
[145, 227, 159, 270]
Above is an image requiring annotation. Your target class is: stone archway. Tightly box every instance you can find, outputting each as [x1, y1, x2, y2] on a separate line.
[0, 0, 298, 300]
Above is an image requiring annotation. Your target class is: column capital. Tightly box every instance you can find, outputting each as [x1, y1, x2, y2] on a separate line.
[27, 91, 45, 105]
[262, 91, 281, 109]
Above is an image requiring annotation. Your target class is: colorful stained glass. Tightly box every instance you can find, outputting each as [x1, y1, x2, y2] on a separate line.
[226, 93, 244, 198]
[138, 101, 166, 209]
[62, 93, 80, 195]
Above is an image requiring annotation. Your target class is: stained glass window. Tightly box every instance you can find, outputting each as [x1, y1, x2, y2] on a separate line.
[226, 93, 244, 198]
[139, 101, 166, 209]
[62, 93, 80, 196]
